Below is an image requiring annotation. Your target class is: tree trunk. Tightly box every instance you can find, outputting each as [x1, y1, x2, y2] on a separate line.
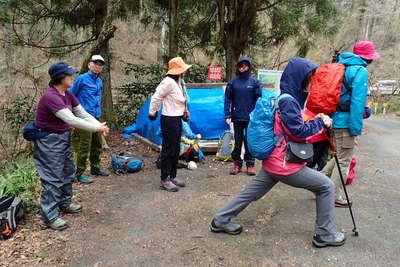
[79, 0, 121, 124]
[225, 44, 241, 81]
[215, 0, 258, 80]
[168, 0, 179, 59]
[357, 0, 367, 42]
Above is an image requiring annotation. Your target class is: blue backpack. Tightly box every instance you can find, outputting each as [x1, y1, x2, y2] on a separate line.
[111, 153, 143, 175]
[247, 94, 292, 160]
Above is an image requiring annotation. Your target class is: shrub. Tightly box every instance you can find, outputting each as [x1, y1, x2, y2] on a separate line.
[0, 159, 40, 213]
[0, 95, 36, 167]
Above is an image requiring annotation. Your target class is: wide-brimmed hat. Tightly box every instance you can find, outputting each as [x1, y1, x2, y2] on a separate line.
[353, 41, 380, 60]
[167, 57, 192, 75]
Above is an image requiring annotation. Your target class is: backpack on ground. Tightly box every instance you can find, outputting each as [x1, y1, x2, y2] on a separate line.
[0, 197, 24, 239]
[306, 63, 346, 114]
[181, 143, 204, 162]
[247, 94, 291, 160]
[216, 129, 234, 161]
[111, 153, 143, 175]
[346, 157, 357, 185]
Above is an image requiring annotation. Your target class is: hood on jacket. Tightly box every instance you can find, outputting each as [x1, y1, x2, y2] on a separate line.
[236, 57, 253, 79]
[280, 57, 318, 108]
[338, 52, 368, 67]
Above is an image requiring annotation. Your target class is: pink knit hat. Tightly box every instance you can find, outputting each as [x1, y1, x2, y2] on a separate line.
[353, 41, 380, 60]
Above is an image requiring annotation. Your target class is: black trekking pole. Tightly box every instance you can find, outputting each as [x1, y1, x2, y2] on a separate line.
[326, 128, 359, 237]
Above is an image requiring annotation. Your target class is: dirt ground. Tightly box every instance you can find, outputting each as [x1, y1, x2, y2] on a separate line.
[1, 117, 400, 267]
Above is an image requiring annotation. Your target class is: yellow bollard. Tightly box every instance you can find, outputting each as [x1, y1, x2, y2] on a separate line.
[383, 103, 388, 115]
[373, 103, 379, 114]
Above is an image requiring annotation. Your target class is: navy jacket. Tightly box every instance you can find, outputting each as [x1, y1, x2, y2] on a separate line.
[224, 57, 262, 122]
[278, 58, 325, 138]
[69, 71, 103, 118]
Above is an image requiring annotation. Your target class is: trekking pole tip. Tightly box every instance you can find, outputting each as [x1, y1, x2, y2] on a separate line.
[353, 228, 359, 236]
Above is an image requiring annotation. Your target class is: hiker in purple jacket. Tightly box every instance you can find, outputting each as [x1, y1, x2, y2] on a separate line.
[33, 62, 109, 230]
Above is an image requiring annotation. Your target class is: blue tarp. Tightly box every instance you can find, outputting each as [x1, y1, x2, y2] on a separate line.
[123, 88, 229, 145]
[123, 87, 276, 145]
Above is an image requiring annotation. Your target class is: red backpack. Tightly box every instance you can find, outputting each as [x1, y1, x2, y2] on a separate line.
[306, 63, 345, 114]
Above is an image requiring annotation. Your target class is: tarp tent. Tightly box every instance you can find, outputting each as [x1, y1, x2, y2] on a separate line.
[123, 86, 277, 146]
[123, 88, 229, 145]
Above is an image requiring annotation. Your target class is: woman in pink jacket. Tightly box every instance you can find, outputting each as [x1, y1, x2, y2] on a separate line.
[149, 57, 191, 192]
[211, 58, 346, 248]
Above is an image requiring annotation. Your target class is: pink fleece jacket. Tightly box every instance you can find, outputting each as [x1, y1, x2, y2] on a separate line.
[262, 113, 306, 176]
[149, 76, 186, 117]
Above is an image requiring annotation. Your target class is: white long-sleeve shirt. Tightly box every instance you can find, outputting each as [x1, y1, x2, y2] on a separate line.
[55, 105, 101, 132]
[149, 76, 186, 117]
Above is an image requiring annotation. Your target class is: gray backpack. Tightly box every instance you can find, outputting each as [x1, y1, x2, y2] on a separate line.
[216, 130, 234, 161]
[0, 197, 24, 239]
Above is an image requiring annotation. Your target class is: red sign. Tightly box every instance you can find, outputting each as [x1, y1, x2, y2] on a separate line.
[208, 66, 223, 80]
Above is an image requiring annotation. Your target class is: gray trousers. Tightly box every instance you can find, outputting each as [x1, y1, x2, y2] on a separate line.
[33, 131, 75, 223]
[214, 167, 336, 236]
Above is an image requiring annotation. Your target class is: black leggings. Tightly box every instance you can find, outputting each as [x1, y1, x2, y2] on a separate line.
[160, 115, 182, 180]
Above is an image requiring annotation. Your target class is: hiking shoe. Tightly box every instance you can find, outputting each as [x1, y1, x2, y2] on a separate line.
[247, 166, 256, 176]
[60, 202, 83, 214]
[312, 232, 346, 248]
[46, 218, 69, 231]
[335, 200, 352, 208]
[90, 168, 110, 176]
[160, 180, 179, 192]
[210, 218, 242, 235]
[170, 178, 186, 187]
[230, 163, 241, 175]
[77, 175, 93, 183]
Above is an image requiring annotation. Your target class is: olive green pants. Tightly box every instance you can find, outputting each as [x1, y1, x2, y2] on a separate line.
[72, 128, 102, 177]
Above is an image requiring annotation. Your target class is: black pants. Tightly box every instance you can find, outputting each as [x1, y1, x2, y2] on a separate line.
[307, 140, 330, 171]
[160, 115, 182, 180]
[231, 121, 255, 167]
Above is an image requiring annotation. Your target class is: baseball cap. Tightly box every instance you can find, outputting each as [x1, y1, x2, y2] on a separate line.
[90, 55, 105, 63]
[48, 62, 78, 80]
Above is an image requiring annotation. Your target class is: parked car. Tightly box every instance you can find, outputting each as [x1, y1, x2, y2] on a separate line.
[368, 80, 399, 95]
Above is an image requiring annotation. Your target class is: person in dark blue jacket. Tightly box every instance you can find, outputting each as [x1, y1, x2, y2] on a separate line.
[69, 55, 110, 184]
[224, 57, 261, 176]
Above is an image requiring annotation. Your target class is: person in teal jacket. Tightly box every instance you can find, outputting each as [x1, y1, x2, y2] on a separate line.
[322, 41, 380, 207]
[69, 55, 110, 183]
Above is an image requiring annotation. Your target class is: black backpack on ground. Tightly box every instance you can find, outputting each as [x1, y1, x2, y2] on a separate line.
[0, 197, 24, 239]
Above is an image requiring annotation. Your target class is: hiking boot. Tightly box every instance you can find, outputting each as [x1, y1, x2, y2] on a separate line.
[90, 168, 110, 176]
[77, 175, 93, 183]
[60, 202, 83, 214]
[46, 218, 69, 231]
[230, 163, 241, 175]
[312, 232, 346, 248]
[210, 218, 242, 235]
[160, 180, 179, 192]
[170, 178, 186, 187]
[247, 166, 256, 176]
[335, 200, 352, 208]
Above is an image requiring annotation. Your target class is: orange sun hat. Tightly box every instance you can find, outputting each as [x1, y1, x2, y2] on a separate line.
[167, 57, 192, 75]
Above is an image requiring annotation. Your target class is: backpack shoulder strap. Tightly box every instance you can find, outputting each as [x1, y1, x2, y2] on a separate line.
[275, 93, 293, 112]
[342, 65, 353, 95]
